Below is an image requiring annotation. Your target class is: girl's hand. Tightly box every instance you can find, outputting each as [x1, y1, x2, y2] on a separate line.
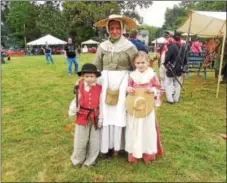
[98, 120, 102, 128]
[146, 87, 158, 96]
[127, 87, 136, 95]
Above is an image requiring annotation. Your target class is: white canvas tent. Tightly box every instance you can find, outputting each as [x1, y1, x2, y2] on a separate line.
[27, 34, 67, 45]
[81, 39, 100, 46]
[177, 11, 226, 98]
[151, 37, 166, 44]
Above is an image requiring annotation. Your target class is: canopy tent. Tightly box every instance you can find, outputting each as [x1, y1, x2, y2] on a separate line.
[27, 34, 67, 45]
[81, 39, 100, 46]
[178, 11, 226, 37]
[81, 39, 100, 53]
[151, 37, 166, 44]
[177, 11, 226, 98]
[152, 37, 186, 44]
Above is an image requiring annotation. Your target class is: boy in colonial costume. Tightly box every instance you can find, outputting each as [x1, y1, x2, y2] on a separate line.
[69, 63, 102, 167]
[125, 51, 163, 164]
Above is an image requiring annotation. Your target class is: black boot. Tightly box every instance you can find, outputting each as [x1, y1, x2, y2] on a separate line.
[107, 149, 114, 158]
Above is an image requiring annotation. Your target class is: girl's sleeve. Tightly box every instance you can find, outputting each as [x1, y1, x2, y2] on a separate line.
[128, 76, 134, 87]
[149, 75, 164, 107]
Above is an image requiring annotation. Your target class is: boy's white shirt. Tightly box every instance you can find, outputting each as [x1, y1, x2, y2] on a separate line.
[84, 81, 96, 92]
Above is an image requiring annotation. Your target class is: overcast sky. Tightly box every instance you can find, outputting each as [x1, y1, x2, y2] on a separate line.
[38, 0, 180, 27]
[137, 1, 181, 27]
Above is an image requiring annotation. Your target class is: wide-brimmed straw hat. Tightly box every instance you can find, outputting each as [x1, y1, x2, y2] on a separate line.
[126, 88, 154, 118]
[94, 14, 137, 29]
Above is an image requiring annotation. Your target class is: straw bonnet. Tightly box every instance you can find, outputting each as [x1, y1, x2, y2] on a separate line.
[126, 88, 154, 118]
[94, 14, 137, 29]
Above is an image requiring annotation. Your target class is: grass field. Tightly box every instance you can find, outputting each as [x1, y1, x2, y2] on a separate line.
[1, 54, 226, 182]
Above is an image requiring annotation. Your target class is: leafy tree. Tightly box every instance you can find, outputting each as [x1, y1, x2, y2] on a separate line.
[163, 5, 187, 31]
[36, 2, 68, 41]
[6, 1, 31, 47]
[138, 24, 159, 44]
[1, 1, 10, 47]
[119, 1, 153, 23]
[62, 1, 120, 43]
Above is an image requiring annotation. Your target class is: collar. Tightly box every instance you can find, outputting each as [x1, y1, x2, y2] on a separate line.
[100, 35, 135, 53]
[109, 36, 121, 43]
[84, 81, 96, 92]
[130, 67, 156, 84]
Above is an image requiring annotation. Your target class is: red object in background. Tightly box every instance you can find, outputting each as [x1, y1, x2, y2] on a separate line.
[55, 49, 64, 54]
[1, 49, 11, 60]
[7, 50, 25, 57]
[88, 48, 97, 53]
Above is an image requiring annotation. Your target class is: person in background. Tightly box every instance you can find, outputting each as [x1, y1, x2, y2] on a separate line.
[64, 37, 79, 75]
[129, 29, 148, 54]
[163, 31, 188, 104]
[42, 42, 54, 64]
[123, 33, 129, 39]
[1, 51, 5, 64]
[190, 36, 202, 53]
[159, 30, 175, 89]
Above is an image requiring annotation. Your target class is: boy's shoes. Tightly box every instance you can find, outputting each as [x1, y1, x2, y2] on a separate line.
[82, 163, 95, 169]
[98, 153, 111, 159]
[81, 164, 90, 169]
[107, 149, 114, 158]
[118, 150, 127, 157]
[166, 101, 174, 104]
[98, 149, 114, 159]
[71, 163, 82, 168]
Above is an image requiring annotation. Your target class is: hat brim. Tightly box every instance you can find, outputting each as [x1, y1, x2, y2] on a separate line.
[94, 16, 137, 29]
[77, 70, 101, 77]
[126, 88, 154, 118]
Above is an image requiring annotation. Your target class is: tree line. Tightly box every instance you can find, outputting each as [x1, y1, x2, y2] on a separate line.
[1, 1, 225, 48]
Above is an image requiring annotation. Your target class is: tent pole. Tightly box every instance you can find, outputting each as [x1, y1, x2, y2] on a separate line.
[183, 11, 193, 83]
[154, 39, 157, 52]
[216, 34, 226, 98]
[186, 11, 193, 43]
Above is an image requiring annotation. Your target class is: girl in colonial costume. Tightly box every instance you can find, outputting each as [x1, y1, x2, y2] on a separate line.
[125, 51, 163, 164]
[94, 15, 138, 158]
[69, 63, 102, 167]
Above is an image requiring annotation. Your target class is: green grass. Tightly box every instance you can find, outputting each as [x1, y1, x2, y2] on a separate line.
[1, 54, 226, 182]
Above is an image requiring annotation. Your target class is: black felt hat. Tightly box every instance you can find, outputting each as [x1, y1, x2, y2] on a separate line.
[77, 63, 101, 77]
